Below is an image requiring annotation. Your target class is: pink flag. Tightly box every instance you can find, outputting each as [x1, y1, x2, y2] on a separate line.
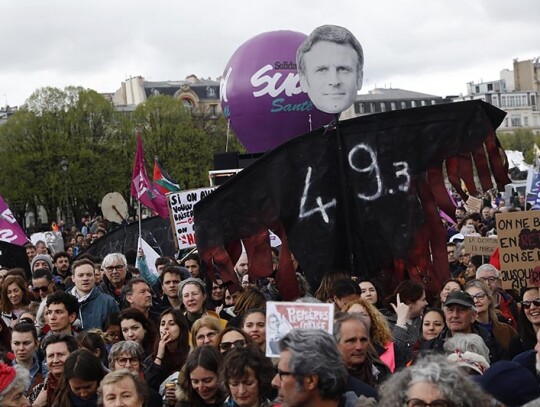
[131, 134, 169, 218]
[0, 196, 29, 246]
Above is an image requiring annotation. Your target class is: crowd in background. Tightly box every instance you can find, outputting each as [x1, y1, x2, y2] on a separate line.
[1, 191, 540, 406]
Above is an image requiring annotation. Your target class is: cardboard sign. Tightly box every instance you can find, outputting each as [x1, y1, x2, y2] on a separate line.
[464, 236, 498, 256]
[265, 301, 334, 357]
[496, 211, 540, 290]
[465, 196, 484, 214]
[168, 188, 216, 250]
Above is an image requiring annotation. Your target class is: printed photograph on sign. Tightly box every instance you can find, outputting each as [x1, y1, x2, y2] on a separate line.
[265, 301, 334, 357]
[496, 211, 540, 290]
[168, 188, 216, 250]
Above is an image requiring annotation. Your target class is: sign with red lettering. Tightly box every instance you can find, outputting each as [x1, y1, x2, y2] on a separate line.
[265, 301, 334, 357]
[168, 188, 216, 250]
[496, 211, 540, 290]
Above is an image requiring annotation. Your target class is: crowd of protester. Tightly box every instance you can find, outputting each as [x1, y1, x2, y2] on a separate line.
[1, 193, 540, 406]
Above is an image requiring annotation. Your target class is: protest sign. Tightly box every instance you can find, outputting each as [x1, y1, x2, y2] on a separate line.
[496, 211, 540, 290]
[465, 196, 484, 214]
[464, 236, 498, 256]
[265, 301, 334, 357]
[169, 188, 216, 250]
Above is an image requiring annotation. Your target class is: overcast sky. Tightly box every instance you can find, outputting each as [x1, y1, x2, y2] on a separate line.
[1, 0, 538, 107]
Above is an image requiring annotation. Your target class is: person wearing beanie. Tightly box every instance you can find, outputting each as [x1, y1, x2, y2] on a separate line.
[0, 363, 31, 407]
[475, 360, 540, 406]
[178, 278, 225, 329]
[30, 254, 53, 274]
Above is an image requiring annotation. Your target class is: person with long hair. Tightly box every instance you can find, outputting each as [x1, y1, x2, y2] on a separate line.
[1, 275, 31, 328]
[144, 308, 190, 391]
[176, 345, 227, 407]
[435, 278, 463, 308]
[119, 308, 156, 361]
[343, 298, 403, 372]
[465, 279, 517, 351]
[314, 270, 348, 303]
[358, 278, 389, 316]
[385, 280, 428, 368]
[215, 327, 252, 355]
[509, 287, 540, 358]
[241, 309, 266, 354]
[191, 316, 223, 348]
[52, 349, 106, 406]
[220, 344, 275, 407]
[227, 289, 267, 328]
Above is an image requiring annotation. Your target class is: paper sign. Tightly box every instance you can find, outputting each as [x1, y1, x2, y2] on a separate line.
[465, 196, 484, 214]
[464, 236, 498, 256]
[168, 188, 216, 250]
[265, 301, 334, 357]
[496, 211, 540, 290]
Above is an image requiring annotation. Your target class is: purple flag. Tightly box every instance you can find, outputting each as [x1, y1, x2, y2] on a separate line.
[0, 196, 29, 246]
[131, 134, 169, 219]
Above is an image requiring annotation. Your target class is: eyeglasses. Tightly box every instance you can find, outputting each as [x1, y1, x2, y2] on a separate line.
[105, 264, 124, 272]
[196, 331, 218, 342]
[32, 286, 50, 293]
[522, 299, 540, 309]
[406, 399, 451, 407]
[115, 357, 140, 366]
[479, 276, 498, 284]
[470, 292, 487, 301]
[219, 339, 246, 352]
[276, 368, 294, 380]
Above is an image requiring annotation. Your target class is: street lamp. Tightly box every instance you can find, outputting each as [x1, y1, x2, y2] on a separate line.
[60, 157, 71, 226]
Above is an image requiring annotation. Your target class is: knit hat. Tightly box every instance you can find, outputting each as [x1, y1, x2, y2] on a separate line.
[0, 363, 16, 392]
[31, 254, 53, 272]
[178, 277, 206, 297]
[474, 361, 540, 406]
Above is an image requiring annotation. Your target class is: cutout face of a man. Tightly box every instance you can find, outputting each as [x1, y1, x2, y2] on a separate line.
[298, 25, 363, 114]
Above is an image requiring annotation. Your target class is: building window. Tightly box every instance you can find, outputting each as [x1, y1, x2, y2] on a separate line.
[380, 102, 386, 112]
[401, 101, 407, 109]
[182, 98, 194, 109]
[475, 86, 480, 93]
[356, 103, 365, 114]
[210, 104, 218, 118]
[411, 100, 416, 108]
[207, 86, 217, 98]
[390, 102, 396, 110]
[421, 100, 426, 106]
[492, 95, 498, 107]
[504, 118, 509, 127]
[511, 115, 522, 127]
[524, 116, 529, 126]
[431, 100, 436, 105]
[487, 84, 493, 91]
[370, 103, 376, 113]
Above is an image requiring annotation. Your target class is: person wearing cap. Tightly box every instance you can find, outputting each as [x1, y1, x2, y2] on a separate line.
[30, 254, 53, 274]
[0, 363, 31, 407]
[178, 278, 225, 329]
[421, 290, 507, 363]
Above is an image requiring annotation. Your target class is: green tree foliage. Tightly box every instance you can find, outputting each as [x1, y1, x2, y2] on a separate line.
[0, 88, 247, 227]
[498, 129, 539, 164]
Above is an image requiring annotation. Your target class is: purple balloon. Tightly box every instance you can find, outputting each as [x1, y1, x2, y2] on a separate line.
[221, 30, 333, 153]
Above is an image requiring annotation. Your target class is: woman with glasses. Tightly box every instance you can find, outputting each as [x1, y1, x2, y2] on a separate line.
[216, 327, 251, 354]
[108, 341, 162, 407]
[465, 279, 517, 351]
[377, 353, 494, 407]
[509, 286, 540, 358]
[191, 316, 223, 348]
[176, 345, 226, 407]
[0, 275, 31, 328]
[220, 344, 275, 407]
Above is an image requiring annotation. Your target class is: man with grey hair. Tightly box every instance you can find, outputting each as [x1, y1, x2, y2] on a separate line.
[334, 313, 389, 388]
[297, 25, 363, 114]
[476, 263, 518, 328]
[271, 328, 359, 407]
[99, 253, 133, 306]
[421, 290, 506, 363]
